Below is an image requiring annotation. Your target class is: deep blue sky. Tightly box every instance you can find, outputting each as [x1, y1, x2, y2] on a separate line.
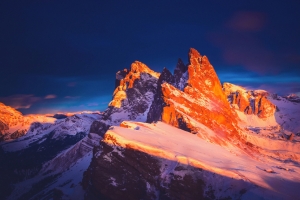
[1, 1, 300, 114]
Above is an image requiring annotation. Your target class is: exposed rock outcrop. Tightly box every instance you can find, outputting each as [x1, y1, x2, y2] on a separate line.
[223, 82, 277, 119]
[146, 67, 174, 123]
[147, 48, 239, 139]
[103, 61, 160, 125]
[109, 61, 159, 108]
[285, 93, 300, 103]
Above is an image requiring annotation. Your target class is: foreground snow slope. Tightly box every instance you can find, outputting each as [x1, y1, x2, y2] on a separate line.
[85, 121, 300, 199]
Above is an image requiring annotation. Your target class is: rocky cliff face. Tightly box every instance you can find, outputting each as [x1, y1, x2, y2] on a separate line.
[147, 48, 239, 141]
[4, 48, 300, 199]
[82, 48, 300, 200]
[284, 93, 300, 103]
[223, 82, 277, 119]
[96, 61, 160, 133]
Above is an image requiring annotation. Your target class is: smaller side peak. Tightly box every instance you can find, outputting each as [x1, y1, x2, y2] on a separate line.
[223, 82, 247, 96]
[130, 61, 160, 78]
[159, 68, 174, 84]
[287, 93, 299, 98]
[223, 82, 246, 90]
[174, 58, 187, 73]
[130, 61, 147, 72]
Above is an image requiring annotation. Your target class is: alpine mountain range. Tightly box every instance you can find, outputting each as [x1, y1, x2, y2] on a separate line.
[1, 48, 300, 200]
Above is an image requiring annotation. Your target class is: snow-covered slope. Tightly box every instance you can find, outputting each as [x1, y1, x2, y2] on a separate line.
[0, 111, 101, 199]
[224, 83, 300, 142]
[270, 95, 300, 134]
[7, 133, 102, 200]
[84, 121, 300, 199]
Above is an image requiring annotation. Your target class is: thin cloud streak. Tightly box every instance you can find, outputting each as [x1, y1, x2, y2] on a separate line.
[45, 94, 57, 99]
[0, 94, 41, 109]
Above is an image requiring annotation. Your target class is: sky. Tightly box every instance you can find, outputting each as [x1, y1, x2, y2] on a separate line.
[0, 0, 300, 114]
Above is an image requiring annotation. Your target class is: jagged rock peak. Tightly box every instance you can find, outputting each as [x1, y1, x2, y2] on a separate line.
[109, 61, 160, 108]
[173, 58, 188, 90]
[186, 48, 226, 102]
[160, 67, 175, 85]
[130, 61, 160, 79]
[188, 48, 202, 66]
[146, 68, 174, 123]
[174, 58, 187, 74]
[147, 48, 239, 139]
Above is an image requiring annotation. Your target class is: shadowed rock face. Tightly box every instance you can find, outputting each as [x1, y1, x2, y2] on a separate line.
[89, 121, 110, 137]
[101, 61, 159, 125]
[0, 120, 9, 136]
[147, 68, 174, 123]
[108, 61, 159, 109]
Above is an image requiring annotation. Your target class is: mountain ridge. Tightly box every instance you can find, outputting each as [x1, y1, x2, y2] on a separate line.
[1, 48, 300, 199]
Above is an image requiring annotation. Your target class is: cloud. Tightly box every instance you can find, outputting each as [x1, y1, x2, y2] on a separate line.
[226, 11, 266, 32]
[45, 94, 57, 99]
[0, 94, 41, 109]
[64, 96, 80, 99]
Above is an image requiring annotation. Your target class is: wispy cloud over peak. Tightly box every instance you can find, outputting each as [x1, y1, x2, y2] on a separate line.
[0, 94, 41, 109]
[45, 94, 57, 99]
[64, 96, 80, 99]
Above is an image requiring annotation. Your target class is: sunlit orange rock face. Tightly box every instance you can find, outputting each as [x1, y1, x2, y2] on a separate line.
[0, 102, 56, 140]
[148, 48, 239, 139]
[223, 83, 277, 119]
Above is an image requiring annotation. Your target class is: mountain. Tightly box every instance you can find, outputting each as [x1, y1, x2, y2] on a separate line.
[147, 49, 240, 144]
[0, 103, 56, 141]
[83, 48, 300, 199]
[0, 107, 101, 199]
[1, 48, 300, 199]
[1, 60, 161, 199]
